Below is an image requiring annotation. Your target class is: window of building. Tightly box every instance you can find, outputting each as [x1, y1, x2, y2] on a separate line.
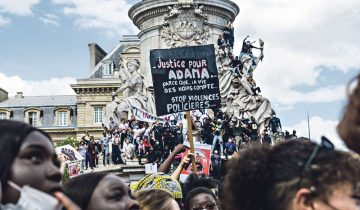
[0, 112, 6, 120]
[59, 111, 68, 126]
[102, 60, 114, 76]
[94, 107, 103, 124]
[28, 112, 37, 126]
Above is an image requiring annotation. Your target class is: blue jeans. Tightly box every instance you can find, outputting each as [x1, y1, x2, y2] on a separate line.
[79, 155, 85, 172]
[211, 135, 223, 155]
[103, 145, 110, 165]
[85, 153, 90, 169]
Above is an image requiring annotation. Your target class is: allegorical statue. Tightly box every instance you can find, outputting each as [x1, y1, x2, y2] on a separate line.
[219, 36, 272, 129]
[105, 59, 155, 123]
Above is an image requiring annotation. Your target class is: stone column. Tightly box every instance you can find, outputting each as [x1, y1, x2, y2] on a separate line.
[129, 0, 239, 87]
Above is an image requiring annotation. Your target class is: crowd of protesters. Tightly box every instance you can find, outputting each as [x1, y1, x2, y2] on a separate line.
[1, 113, 360, 210]
[0, 74, 359, 209]
[75, 106, 300, 182]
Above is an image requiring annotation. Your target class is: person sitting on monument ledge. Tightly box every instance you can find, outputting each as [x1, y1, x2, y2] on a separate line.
[247, 75, 261, 96]
[217, 34, 227, 56]
[223, 21, 234, 49]
[121, 137, 135, 164]
[229, 55, 243, 77]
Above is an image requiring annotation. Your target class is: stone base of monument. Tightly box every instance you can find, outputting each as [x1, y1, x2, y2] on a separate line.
[83, 159, 147, 184]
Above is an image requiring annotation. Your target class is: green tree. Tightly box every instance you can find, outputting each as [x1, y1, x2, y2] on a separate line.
[62, 163, 70, 183]
[57, 136, 79, 148]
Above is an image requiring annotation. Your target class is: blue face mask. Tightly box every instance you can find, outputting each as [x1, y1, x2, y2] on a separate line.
[3, 181, 63, 210]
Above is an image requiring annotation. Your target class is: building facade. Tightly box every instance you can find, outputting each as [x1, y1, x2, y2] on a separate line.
[71, 35, 141, 140]
[0, 35, 140, 142]
[0, 92, 77, 141]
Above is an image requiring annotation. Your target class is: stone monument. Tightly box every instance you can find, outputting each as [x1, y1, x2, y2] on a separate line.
[129, 0, 240, 87]
[108, 0, 273, 129]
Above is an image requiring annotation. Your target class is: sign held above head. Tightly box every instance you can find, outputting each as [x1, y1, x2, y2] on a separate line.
[150, 45, 221, 116]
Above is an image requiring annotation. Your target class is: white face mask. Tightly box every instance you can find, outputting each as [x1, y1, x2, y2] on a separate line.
[5, 181, 63, 210]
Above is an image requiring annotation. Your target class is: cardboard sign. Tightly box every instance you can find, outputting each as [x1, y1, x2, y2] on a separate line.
[150, 45, 221, 116]
[68, 162, 79, 178]
[145, 163, 158, 174]
[56, 144, 84, 161]
[179, 143, 211, 182]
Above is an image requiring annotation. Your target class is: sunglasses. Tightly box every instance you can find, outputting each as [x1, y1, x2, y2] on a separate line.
[297, 136, 335, 189]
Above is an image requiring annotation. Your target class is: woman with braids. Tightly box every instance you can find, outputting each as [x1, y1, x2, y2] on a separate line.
[338, 74, 360, 154]
[222, 138, 360, 210]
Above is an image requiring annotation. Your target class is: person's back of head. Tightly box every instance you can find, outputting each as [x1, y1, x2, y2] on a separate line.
[63, 173, 107, 210]
[135, 189, 179, 210]
[222, 139, 360, 210]
[338, 74, 360, 153]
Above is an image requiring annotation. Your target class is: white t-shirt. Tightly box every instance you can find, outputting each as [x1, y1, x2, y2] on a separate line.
[123, 142, 135, 153]
[133, 127, 146, 139]
[119, 123, 128, 134]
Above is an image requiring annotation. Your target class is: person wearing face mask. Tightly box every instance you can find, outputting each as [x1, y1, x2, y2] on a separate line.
[64, 173, 140, 210]
[224, 137, 237, 159]
[0, 120, 80, 210]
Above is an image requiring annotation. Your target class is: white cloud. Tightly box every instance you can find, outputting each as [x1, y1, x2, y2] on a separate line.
[232, 0, 360, 106]
[0, 14, 10, 26]
[39, 14, 60, 26]
[283, 116, 347, 150]
[0, 0, 39, 16]
[52, 0, 137, 37]
[0, 73, 76, 96]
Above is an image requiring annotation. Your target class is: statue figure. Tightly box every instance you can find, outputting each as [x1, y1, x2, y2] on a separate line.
[194, 4, 207, 19]
[106, 59, 154, 123]
[165, 5, 180, 20]
[218, 37, 272, 129]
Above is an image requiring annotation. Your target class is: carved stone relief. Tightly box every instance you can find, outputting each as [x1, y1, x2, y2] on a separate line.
[161, 4, 210, 48]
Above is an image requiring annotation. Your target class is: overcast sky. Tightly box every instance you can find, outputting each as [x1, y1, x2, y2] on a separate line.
[0, 0, 359, 149]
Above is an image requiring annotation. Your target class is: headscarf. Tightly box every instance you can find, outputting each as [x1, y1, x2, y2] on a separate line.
[130, 173, 182, 199]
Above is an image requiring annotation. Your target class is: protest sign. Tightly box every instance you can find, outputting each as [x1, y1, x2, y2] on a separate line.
[55, 144, 84, 161]
[179, 143, 211, 182]
[144, 163, 158, 174]
[68, 162, 79, 178]
[130, 105, 169, 123]
[150, 45, 221, 116]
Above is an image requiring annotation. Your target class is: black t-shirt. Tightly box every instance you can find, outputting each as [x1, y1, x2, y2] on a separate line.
[217, 38, 225, 46]
[153, 126, 163, 140]
[241, 44, 256, 54]
[230, 59, 241, 68]
[249, 122, 258, 136]
[147, 151, 161, 163]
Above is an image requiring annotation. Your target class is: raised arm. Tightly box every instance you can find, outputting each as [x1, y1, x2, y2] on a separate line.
[158, 144, 186, 173]
[171, 153, 193, 180]
[243, 35, 249, 43]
